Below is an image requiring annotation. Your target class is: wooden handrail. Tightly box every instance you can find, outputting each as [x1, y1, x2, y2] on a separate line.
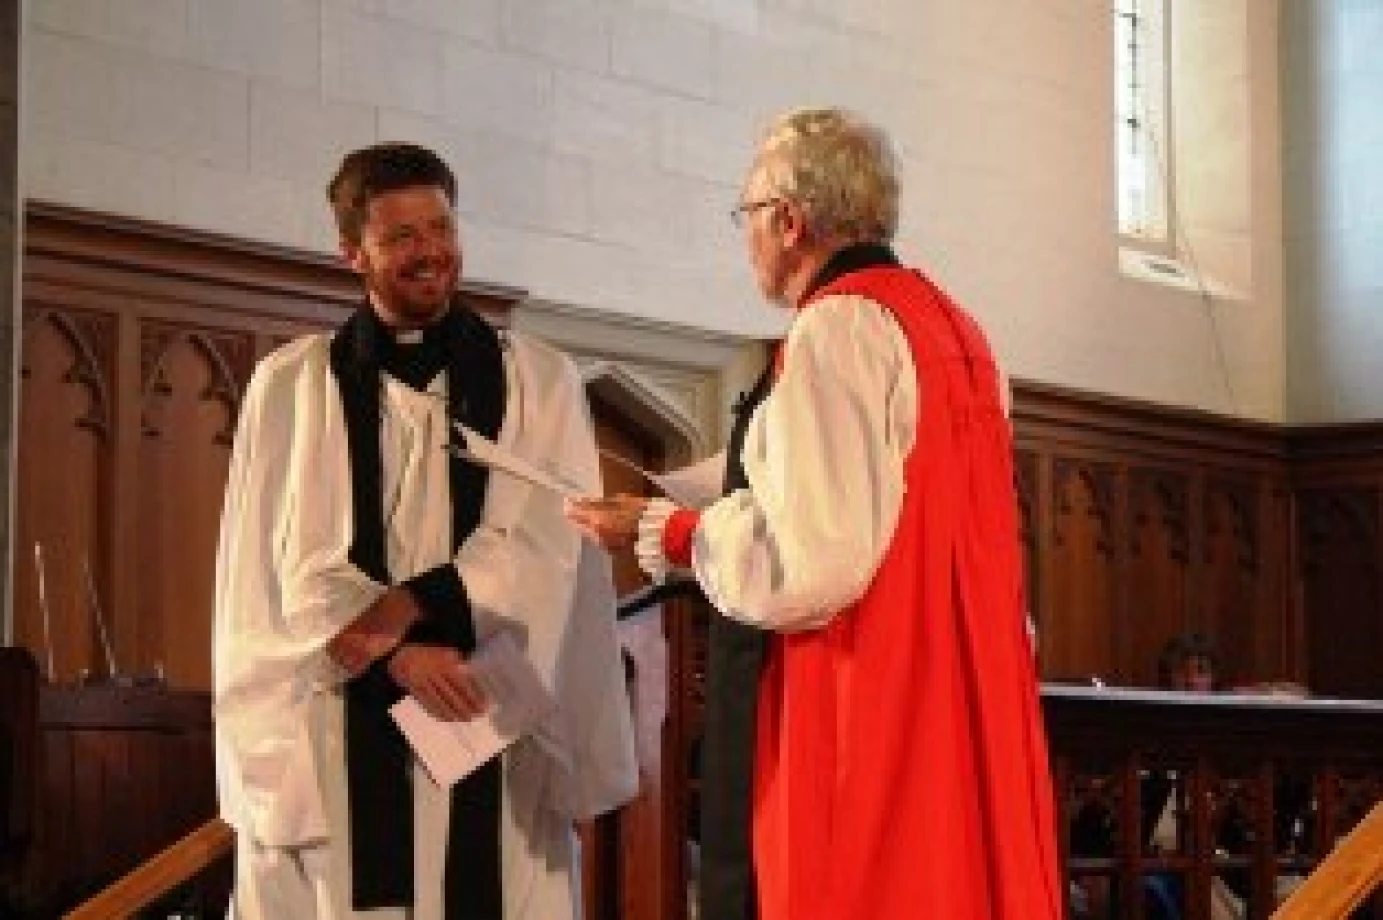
[1271, 800, 1383, 920]
[63, 818, 234, 920]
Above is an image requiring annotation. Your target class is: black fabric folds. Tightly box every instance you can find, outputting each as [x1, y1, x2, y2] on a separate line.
[696, 354, 775, 920]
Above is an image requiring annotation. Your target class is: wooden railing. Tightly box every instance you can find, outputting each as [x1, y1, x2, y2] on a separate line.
[54, 806, 1383, 920]
[1045, 685, 1383, 920]
[10, 664, 1383, 920]
[1272, 800, 1383, 919]
[64, 818, 233, 920]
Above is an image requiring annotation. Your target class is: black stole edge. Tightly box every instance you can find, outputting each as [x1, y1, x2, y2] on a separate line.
[698, 354, 776, 920]
[329, 300, 507, 918]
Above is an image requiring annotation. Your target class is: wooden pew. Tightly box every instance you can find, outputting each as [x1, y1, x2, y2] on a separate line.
[11, 679, 224, 916]
[0, 649, 40, 913]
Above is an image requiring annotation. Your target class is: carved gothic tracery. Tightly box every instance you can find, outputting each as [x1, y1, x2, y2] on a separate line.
[140, 323, 254, 445]
[1298, 488, 1380, 575]
[1129, 468, 1190, 563]
[20, 306, 116, 438]
[1205, 479, 1260, 572]
[1015, 449, 1038, 547]
[1052, 458, 1117, 556]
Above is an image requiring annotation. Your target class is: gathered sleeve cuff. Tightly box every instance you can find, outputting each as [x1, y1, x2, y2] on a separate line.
[663, 509, 699, 566]
[635, 498, 696, 581]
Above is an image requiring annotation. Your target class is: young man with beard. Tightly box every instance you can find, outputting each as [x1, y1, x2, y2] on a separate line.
[213, 142, 636, 920]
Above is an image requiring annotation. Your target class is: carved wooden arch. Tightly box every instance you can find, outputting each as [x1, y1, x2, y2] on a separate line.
[1014, 449, 1038, 544]
[1129, 468, 1190, 563]
[1205, 478, 1260, 571]
[1298, 488, 1380, 575]
[140, 326, 254, 445]
[1052, 457, 1117, 556]
[20, 306, 115, 439]
[581, 361, 705, 469]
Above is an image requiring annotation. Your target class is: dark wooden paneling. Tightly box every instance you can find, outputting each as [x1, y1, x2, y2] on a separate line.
[19, 206, 355, 689]
[12, 683, 219, 916]
[14, 307, 110, 684]
[1010, 383, 1383, 698]
[1012, 382, 1305, 692]
[1285, 423, 1383, 700]
[0, 648, 38, 904]
[17, 202, 521, 689]
[1295, 488, 1383, 698]
[1045, 456, 1123, 679]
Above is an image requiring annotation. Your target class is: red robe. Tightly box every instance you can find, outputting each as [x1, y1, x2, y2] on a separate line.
[750, 266, 1062, 920]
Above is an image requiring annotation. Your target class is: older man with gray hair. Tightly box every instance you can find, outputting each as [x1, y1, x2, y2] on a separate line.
[569, 107, 1061, 920]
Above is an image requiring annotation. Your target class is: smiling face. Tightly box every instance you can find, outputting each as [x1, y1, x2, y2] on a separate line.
[342, 184, 461, 329]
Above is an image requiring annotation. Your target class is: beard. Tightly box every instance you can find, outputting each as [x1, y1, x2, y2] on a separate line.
[368, 257, 460, 328]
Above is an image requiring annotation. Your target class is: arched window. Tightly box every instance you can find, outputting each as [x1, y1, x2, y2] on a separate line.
[1114, 0, 1171, 245]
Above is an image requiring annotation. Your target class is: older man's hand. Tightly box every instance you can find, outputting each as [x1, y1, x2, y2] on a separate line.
[565, 494, 650, 550]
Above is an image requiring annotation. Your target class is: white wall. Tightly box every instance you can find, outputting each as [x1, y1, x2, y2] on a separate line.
[23, 0, 1289, 419]
[1090, 0, 1285, 420]
[1283, 0, 1383, 423]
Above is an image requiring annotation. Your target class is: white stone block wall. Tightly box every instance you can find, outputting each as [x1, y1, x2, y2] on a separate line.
[23, 0, 1292, 420]
[1283, 0, 1383, 422]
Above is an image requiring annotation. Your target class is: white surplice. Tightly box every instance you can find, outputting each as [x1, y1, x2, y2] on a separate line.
[637, 295, 1013, 632]
[213, 328, 637, 919]
[636, 296, 917, 630]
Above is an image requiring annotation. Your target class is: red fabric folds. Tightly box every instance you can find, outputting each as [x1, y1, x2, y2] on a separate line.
[751, 266, 1062, 920]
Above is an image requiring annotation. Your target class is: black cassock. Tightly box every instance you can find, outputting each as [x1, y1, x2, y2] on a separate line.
[697, 357, 775, 920]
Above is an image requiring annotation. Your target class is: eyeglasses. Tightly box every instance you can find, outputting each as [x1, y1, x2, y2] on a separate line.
[729, 198, 781, 228]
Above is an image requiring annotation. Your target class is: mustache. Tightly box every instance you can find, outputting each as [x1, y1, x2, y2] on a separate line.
[399, 259, 455, 280]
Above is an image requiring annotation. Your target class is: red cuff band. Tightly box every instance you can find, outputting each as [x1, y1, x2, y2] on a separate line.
[662, 509, 700, 567]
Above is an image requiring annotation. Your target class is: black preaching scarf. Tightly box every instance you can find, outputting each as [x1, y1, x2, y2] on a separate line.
[328, 299, 506, 919]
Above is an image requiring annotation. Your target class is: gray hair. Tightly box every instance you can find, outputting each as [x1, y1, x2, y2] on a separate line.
[751, 107, 900, 245]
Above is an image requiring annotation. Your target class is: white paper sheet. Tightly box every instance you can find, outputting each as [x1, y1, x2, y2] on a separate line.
[390, 632, 557, 787]
[447, 419, 590, 500]
[650, 451, 727, 509]
[597, 448, 725, 509]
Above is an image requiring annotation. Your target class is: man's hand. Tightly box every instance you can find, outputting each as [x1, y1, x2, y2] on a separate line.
[327, 586, 422, 677]
[387, 644, 489, 721]
[565, 494, 650, 550]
